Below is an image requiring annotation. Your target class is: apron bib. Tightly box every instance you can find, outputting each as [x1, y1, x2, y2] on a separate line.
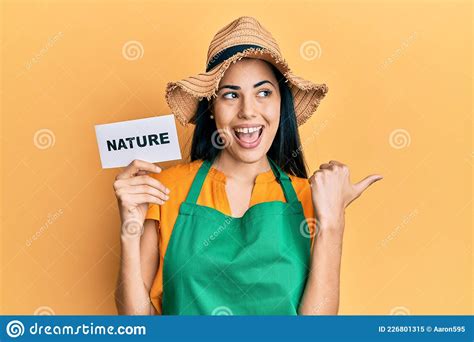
[162, 155, 310, 315]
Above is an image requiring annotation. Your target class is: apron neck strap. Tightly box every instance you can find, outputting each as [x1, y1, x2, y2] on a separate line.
[267, 157, 299, 204]
[185, 155, 299, 204]
[184, 156, 215, 204]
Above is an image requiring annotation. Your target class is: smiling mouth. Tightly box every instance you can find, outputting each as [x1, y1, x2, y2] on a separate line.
[232, 125, 264, 148]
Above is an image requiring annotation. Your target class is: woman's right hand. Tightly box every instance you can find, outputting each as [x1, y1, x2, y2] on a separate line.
[113, 159, 170, 238]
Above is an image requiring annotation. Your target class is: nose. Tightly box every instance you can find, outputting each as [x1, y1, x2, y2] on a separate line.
[238, 95, 257, 120]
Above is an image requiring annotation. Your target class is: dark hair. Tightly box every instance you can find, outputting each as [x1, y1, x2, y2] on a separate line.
[190, 60, 308, 178]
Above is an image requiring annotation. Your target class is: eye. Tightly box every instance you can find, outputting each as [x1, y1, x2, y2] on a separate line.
[257, 89, 272, 97]
[223, 92, 238, 99]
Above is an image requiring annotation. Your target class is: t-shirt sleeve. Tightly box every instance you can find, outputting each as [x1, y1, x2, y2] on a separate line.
[144, 173, 161, 223]
[145, 202, 160, 222]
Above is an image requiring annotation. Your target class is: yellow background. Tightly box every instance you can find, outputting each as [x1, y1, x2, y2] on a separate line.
[1, 0, 472, 315]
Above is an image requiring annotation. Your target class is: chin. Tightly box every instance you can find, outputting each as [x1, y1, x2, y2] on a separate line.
[231, 151, 266, 164]
[226, 143, 272, 164]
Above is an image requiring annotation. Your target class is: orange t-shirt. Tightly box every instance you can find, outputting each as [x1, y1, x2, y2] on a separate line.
[145, 159, 315, 314]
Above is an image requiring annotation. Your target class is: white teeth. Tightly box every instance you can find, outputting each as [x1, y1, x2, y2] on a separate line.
[234, 126, 262, 134]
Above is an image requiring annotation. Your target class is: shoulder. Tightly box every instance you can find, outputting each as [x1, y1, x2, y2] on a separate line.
[145, 160, 205, 221]
[288, 174, 311, 191]
[288, 174, 313, 204]
[149, 160, 204, 183]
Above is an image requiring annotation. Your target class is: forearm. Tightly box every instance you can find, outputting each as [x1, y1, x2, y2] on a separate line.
[115, 235, 152, 315]
[298, 223, 344, 315]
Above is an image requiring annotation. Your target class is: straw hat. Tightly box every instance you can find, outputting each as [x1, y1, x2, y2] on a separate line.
[166, 16, 329, 127]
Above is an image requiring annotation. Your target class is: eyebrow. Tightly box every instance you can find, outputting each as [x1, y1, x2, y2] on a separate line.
[217, 80, 275, 92]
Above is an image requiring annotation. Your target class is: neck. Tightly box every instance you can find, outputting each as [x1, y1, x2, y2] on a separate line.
[212, 150, 271, 183]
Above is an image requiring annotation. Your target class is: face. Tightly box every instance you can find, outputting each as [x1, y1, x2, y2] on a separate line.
[212, 58, 281, 164]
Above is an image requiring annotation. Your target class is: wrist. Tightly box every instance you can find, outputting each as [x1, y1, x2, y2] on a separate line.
[314, 222, 345, 250]
[318, 215, 345, 236]
[316, 228, 344, 244]
[120, 216, 145, 239]
[312, 228, 344, 263]
[120, 233, 142, 244]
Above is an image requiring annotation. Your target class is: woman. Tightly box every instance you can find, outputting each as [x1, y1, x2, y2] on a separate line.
[113, 16, 383, 315]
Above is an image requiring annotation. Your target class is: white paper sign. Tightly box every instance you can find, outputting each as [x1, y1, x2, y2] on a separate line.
[94, 115, 182, 169]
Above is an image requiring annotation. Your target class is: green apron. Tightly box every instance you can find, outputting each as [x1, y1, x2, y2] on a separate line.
[162, 155, 311, 315]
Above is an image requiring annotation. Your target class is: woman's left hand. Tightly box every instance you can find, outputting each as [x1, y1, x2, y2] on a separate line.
[309, 160, 383, 235]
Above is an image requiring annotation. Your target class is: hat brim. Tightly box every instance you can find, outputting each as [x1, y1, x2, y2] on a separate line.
[165, 47, 328, 127]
